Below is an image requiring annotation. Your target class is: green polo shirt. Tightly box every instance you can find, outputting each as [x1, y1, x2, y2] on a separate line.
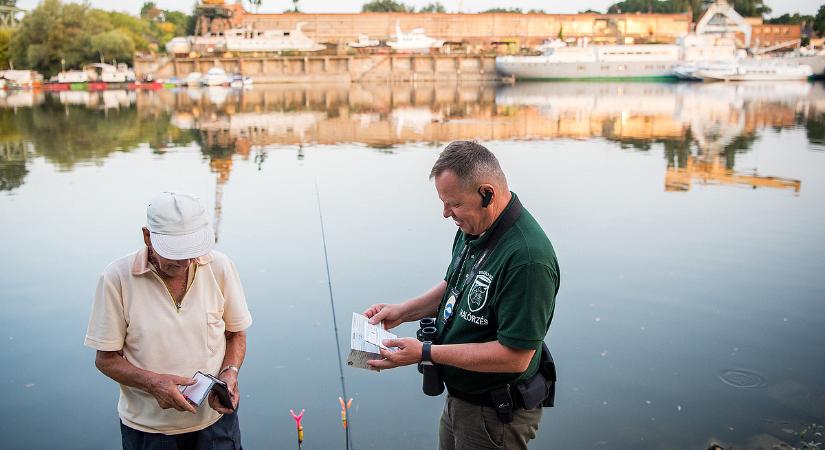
[435, 193, 559, 395]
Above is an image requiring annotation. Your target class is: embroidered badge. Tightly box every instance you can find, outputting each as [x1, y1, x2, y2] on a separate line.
[468, 272, 492, 312]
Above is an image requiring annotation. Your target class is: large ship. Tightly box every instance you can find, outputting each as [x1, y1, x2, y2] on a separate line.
[495, 34, 740, 81]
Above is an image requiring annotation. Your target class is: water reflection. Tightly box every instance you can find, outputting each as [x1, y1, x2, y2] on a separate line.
[1, 81, 824, 194]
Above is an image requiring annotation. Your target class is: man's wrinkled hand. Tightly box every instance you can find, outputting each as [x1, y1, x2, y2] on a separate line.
[363, 303, 404, 330]
[366, 337, 423, 371]
[209, 370, 239, 414]
[147, 373, 197, 414]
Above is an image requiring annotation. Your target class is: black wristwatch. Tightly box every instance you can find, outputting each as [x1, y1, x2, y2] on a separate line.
[421, 341, 434, 366]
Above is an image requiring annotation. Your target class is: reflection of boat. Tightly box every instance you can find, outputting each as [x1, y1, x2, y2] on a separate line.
[694, 62, 813, 81]
[186, 71, 203, 86]
[387, 22, 443, 52]
[348, 35, 380, 48]
[205, 86, 230, 105]
[202, 67, 230, 86]
[225, 23, 324, 52]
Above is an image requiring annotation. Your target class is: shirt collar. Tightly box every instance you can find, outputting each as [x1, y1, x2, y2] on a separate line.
[131, 246, 213, 276]
[466, 192, 518, 250]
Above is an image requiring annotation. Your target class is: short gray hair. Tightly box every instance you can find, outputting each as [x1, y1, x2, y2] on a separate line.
[429, 141, 507, 189]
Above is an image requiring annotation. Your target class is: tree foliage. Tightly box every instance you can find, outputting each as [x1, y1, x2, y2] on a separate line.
[419, 2, 446, 13]
[606, 0, 770, 20]
[481, 8, 524, 13]
[815, 4, 825, 37]
[361, 0, 412, 12]
[0, 27, 12, 69]
[8, 0, 194, 76]
[765, 13, 813, 25]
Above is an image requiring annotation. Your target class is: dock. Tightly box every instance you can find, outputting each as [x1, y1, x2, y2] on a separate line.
[134, 54, 499, 83]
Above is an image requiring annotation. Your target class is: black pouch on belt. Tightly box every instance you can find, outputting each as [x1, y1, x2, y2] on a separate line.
[489, 385, 515, 424]
[538, 342, 557, 407]
[515, 371, 549, 410]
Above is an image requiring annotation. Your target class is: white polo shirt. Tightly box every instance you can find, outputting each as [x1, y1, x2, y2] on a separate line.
[85, 247, 253, 434]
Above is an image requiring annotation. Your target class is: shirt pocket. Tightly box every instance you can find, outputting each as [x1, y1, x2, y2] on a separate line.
[206, 311, 225, 354]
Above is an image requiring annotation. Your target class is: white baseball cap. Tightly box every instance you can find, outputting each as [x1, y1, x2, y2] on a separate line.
[146, 192, 215, 260]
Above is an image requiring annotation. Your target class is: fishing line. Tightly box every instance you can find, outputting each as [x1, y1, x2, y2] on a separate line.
[315, 179, 354, 450]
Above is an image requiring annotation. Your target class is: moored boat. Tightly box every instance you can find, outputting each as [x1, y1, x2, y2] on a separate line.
[224, 22, 325, 52]
[202, 67, 230, 86]
[694, 62, 813, 81]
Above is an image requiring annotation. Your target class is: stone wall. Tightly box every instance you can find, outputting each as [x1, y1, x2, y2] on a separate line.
[135, 54, 499, 83]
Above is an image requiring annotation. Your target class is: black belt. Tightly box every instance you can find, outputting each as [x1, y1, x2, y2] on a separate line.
[447, 385, 525, 410]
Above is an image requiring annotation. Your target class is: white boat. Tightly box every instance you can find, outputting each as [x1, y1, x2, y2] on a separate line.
[348, 34, 380, 48]
[83, 63, 135, 83]
[694, 62, 813, 81]
[165, 37, 192, 55]
[496, 1, 745, 80]
[225, 22, 325, 52]
[56, 70, 89, 83]
[185, 71, 203, 86]
[202, 67, 229, 86]
[229, 73, 253, 88]
[497, 41, 683, 80]
[674, 61, 743, 81]
[496, 34, 740, 80]
[387, 22, 443, 52]
[0, 70, 42, 88]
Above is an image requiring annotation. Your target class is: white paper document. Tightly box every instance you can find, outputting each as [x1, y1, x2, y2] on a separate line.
[346, 313, 397, 370]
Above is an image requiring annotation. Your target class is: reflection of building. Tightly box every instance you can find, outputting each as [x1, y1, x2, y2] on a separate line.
[665, 154, 801, 193]
[5, 81, 822, 196]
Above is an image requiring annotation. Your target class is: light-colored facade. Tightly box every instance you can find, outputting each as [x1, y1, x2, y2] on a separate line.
[208, 5, 692, 49]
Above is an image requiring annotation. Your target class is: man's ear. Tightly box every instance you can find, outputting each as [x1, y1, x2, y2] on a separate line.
[142, 227, 151, 247]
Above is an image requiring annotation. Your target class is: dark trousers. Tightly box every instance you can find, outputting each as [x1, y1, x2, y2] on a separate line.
[121, 412, 242, 450]
[439, 395, 542, 450]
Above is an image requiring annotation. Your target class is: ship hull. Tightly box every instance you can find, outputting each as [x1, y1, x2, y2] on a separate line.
[496, 58, 679, 80]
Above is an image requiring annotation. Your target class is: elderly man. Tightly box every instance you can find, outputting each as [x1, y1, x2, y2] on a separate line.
[365, 141, 559, 450]
[85, 192, 252, 450]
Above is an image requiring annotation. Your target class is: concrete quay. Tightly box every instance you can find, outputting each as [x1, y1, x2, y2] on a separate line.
[135, 54, 500, 83]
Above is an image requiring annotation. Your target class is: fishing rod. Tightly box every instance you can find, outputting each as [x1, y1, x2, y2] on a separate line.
[315, 179, 354, 450]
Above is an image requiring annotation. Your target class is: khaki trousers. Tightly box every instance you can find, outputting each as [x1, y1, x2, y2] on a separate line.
[438, 394, 542, 450]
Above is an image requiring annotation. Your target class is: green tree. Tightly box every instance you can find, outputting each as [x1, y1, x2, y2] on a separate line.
[10, 0, 94, 75]
[90, 29, 135, 63]
[361, 0, 412, 12]
[0, 27, 13, 69]
[481, 7, 524, 13]
[419, 2, 445, 13]
[765, 13, 813, 24]
[140, 2, 159, 19]
[815, 4, 825, 37]
[248, 0, 262, 13]
[730, 0, 771, 18]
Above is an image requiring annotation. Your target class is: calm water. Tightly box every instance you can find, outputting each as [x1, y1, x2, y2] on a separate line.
[1, 81, 824, 449]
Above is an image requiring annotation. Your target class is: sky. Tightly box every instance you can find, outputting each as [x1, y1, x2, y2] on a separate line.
[13, 0, 823, 18]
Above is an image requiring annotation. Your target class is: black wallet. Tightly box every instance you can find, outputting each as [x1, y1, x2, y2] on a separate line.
[180, 371, 235, 411]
